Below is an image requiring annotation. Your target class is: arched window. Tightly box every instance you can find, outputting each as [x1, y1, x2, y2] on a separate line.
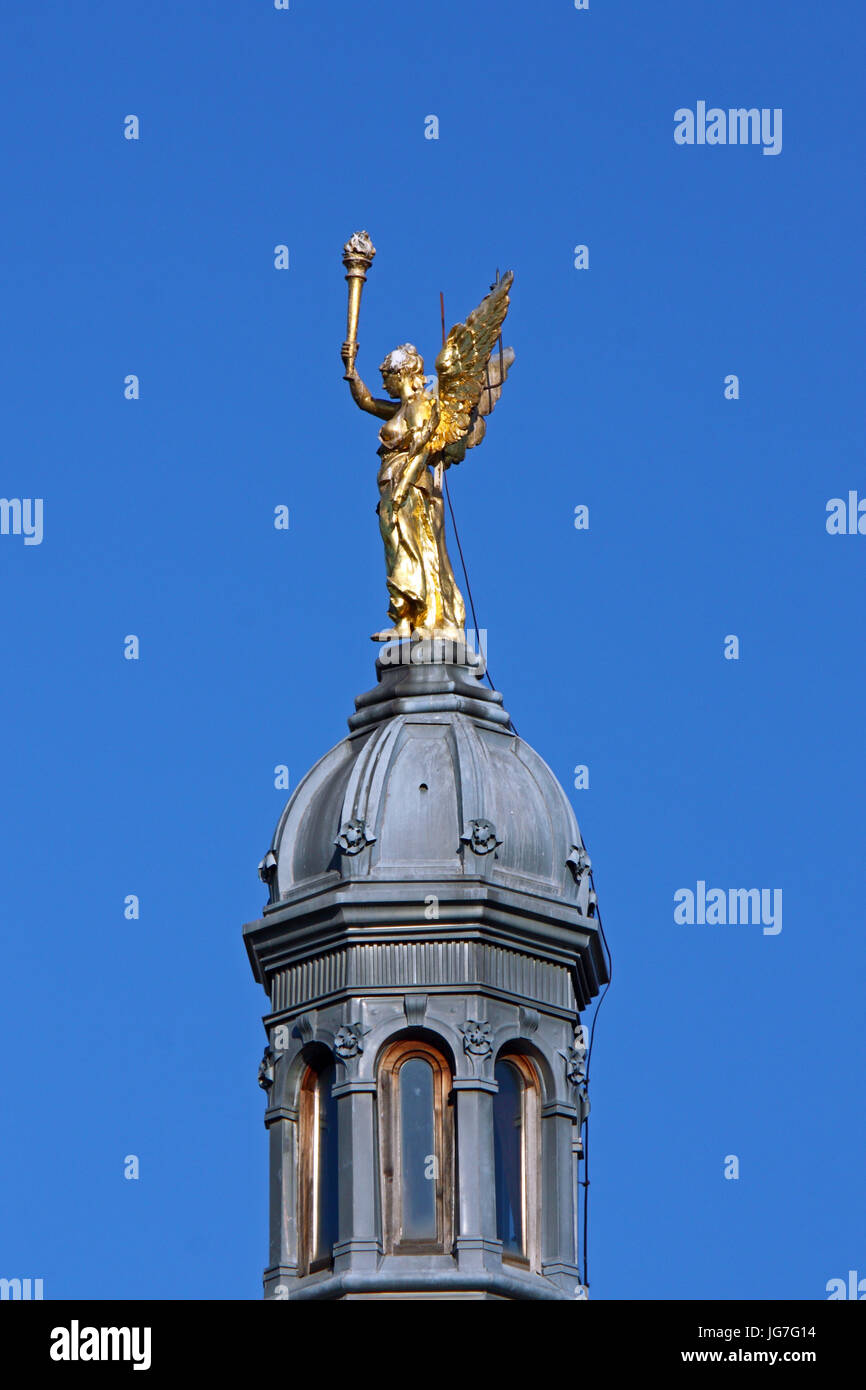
[493, 1055, 541, 1268]
[299, 1058, 339, 1273]
[378, 1041, 454, 1254]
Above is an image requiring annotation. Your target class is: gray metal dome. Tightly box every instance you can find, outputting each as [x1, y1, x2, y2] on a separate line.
[260, 638, 595, 919]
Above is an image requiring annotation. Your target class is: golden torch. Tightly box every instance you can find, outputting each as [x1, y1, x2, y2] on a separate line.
[341, 230, 376, 379]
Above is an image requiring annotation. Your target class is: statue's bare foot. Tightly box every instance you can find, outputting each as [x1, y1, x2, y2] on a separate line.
[371, 622, 411, 642]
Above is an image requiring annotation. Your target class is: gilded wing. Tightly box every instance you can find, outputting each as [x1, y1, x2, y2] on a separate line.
[429, 271, 515, 465]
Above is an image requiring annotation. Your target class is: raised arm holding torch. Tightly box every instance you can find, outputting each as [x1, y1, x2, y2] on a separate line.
[341, 229, 376, 379]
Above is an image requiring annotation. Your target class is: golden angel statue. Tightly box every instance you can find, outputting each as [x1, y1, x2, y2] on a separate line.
[340, 231, 514, 642]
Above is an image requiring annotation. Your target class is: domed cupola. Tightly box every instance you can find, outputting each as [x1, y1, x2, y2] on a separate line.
[262, 639, 595, 920]
[245, 640, 606, 1302]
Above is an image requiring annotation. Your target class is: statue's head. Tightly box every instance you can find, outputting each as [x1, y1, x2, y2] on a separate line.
[379, 343, 425, 398]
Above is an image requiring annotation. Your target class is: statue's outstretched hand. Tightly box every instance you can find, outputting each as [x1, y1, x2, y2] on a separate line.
[341, 341, 358, 378]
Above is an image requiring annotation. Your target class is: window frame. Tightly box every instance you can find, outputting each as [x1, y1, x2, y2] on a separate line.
[378, 1040, 454, 1256]
[493, 1053, 542, 1272]
[298, 1058, 339, 1275]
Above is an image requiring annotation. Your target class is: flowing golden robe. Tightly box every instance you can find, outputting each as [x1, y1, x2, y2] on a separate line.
[376, 396, 465, 635]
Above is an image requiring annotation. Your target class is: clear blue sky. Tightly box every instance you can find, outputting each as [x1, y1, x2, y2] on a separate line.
[1, 0, 863, 1300]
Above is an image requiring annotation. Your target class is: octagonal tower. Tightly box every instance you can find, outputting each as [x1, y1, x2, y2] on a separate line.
[243, 637, 607, 1300]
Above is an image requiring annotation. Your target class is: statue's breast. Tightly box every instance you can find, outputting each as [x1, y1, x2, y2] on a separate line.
[378, 411, 408, 450]
[378, 395, 435, 458]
